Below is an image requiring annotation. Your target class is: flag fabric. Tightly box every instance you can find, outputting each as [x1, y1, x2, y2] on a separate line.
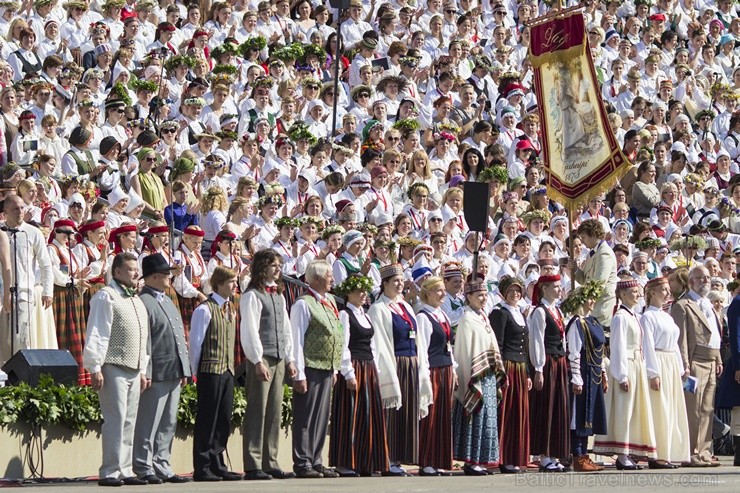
[528, 10, 630, 211]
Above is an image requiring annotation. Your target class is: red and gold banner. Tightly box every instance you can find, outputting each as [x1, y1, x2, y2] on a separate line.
[529, 10, 629, 211]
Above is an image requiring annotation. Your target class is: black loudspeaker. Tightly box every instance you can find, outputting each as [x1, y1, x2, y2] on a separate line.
[1, 349, 78, 386]
[463, 182, 490, 233]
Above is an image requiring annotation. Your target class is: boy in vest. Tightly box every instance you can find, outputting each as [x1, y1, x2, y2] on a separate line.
[240, 249, 297, 480]
[188, 266, 243, 482]
[290, 259, 344, 478]
[83, 253, 150, 487]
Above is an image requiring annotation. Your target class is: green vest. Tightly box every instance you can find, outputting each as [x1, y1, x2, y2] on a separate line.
[197, 297, 235, 375]
[301, 294, 344, 371]
[338, 256, 361, 275]
[65, 148, 95, 176]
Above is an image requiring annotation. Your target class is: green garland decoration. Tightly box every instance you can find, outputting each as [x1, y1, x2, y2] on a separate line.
[239, 36, 268, 57]
[478, 165, 508, 184]
[275, 216, 298, 228]
[164, 54, 197, 72]
[392, 118, 421, 132]
[271, 42, 305, 62]
[212, 64, 238, 76]
[300, 43, 327, 65]
[333, 275, 373, 298]
[407, 182, 429, 200]
[129, 78, 158, 93]
[287, 121, 318, 145]
[108, 82, 132, 107]
[670, 236, 707, 252]
[634, 238, 663, 250]
[560, 280, 605, 316]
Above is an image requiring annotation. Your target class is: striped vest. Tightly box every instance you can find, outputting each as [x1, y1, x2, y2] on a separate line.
[102, 285, 148, 371]
[302, 295, 343, 371]
[197, 297, 235, 375]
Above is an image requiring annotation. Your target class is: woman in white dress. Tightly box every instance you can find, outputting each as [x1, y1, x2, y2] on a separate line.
[640, 277, 691, 468]
[594, 279, 658, 469]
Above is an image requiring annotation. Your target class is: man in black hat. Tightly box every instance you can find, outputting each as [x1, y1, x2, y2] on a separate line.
[133, 254, 191, 484]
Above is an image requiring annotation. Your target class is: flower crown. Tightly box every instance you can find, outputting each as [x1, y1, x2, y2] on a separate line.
[300, 44, 327, 65]
[670, 236, 707, 252]
[300, 215, 323, 226]
[322, 224, 345, 240]
[287, 121, 318, 145]
[252, 76, 274, 89]
[271, 42, 305, 62]
[407, 182, 430, 200]
[333, 275, 373, 298]
[258, 194, 284, 208]
[560, 280, 605, 316]
[433, 131, 456, 142]
[634, 237, 663, 250]
[521, 209, 551, 225]
[275, 216, 298, 228]
[212, 64, 238, 76]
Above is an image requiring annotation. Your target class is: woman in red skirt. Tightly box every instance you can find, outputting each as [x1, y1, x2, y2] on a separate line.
[174, 226, 209, 342]
[490, 276, 530, 473]
[48, 219, 90, 385]
[528, 274, 570, 472]
[415, 276, 455, 476]
[329, 274, 391, 476]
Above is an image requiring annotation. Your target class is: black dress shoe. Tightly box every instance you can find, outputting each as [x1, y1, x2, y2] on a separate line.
[98, 478, 123, 487]
[245, 470, 272, 480]
[296, 468, 322, 478]
[499, 465, 523, 474]
[615, 460, 641, 471]
[437, 469, 453, 476]
[463, 464, 488, 476]
[419, 466, 441, 476]
[648, 460, 677, 470]
[219, 471, 244, 481]
[122, 477, 148, 485]
[141, 474, 163, 484]
[193, 473, 222, 482]
[163, 475, 190, 483]
[314, 465, 339, 478]
[265, 469, 295, 479]
[336, 469, 359, 478]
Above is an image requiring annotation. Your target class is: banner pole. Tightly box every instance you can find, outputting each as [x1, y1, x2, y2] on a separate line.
[569, 204, 576, 292]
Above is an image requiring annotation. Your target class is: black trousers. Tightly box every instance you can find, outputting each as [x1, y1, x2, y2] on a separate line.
[193, 371, 234, 477]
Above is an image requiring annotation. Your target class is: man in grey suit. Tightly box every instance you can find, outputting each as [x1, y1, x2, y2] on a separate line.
[671, 265, 724, 467]
[133, 254, 192, 483]
[572, 219, 618, 328]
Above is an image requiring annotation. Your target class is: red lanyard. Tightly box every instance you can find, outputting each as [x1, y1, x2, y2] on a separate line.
[409, 207, 424, 229]
[312, 291, 338, 318]
[298, 192, 307, 204]
[431, 311, 451, 341]
[276, 240, 292, 258]
[373, 188, 388, 211]
[547, 306, 564, 336]
[390, 302, 414, 332]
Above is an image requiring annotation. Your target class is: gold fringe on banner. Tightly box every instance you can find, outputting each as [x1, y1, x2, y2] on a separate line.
[528, 43, 586, 68]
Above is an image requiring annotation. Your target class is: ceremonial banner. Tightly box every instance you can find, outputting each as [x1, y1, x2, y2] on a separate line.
[528, 10, 629, 210]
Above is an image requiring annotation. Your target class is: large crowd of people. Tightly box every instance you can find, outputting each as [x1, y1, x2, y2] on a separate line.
[0, 0, 740, 485]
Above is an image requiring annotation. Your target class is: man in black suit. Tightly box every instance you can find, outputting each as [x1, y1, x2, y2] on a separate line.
[133, 254, 191, 483]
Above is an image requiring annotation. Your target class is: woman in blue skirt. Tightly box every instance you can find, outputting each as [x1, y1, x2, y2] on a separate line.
[452, 279, 504, 475]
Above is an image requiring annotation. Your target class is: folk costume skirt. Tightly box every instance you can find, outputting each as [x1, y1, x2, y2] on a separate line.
[53, 285, 90, 385]
[648, 350, 690, 463]
[452, 372, 499, 465]
[329, 358, 389, 473]
[177, 294, 201, 343]
[419, 365, 454, 470]
[498, 360, 530, 466]
[386, 355, 419, 464]
[594, 351, 657, 460]
[529, 354, 570, 458]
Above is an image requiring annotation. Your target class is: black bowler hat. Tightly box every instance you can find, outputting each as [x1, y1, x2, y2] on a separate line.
[142, 253, 175, 278]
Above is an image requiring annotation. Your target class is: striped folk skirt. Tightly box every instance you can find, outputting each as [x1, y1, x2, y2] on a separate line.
[452, 372, 499, 465]
[177, 294, 201, 343]
[498, 360, 530, 466]
[329, 358, 389, 473]
[386, 355, 419, 465]
[419, 365, 454, 469]
[53, 285, 90, 386]
[83, 281, 106, 323]
[529, 354, 570, 458]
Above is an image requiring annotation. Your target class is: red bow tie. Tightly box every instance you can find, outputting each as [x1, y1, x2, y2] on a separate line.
[265, 286, 277, 294]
